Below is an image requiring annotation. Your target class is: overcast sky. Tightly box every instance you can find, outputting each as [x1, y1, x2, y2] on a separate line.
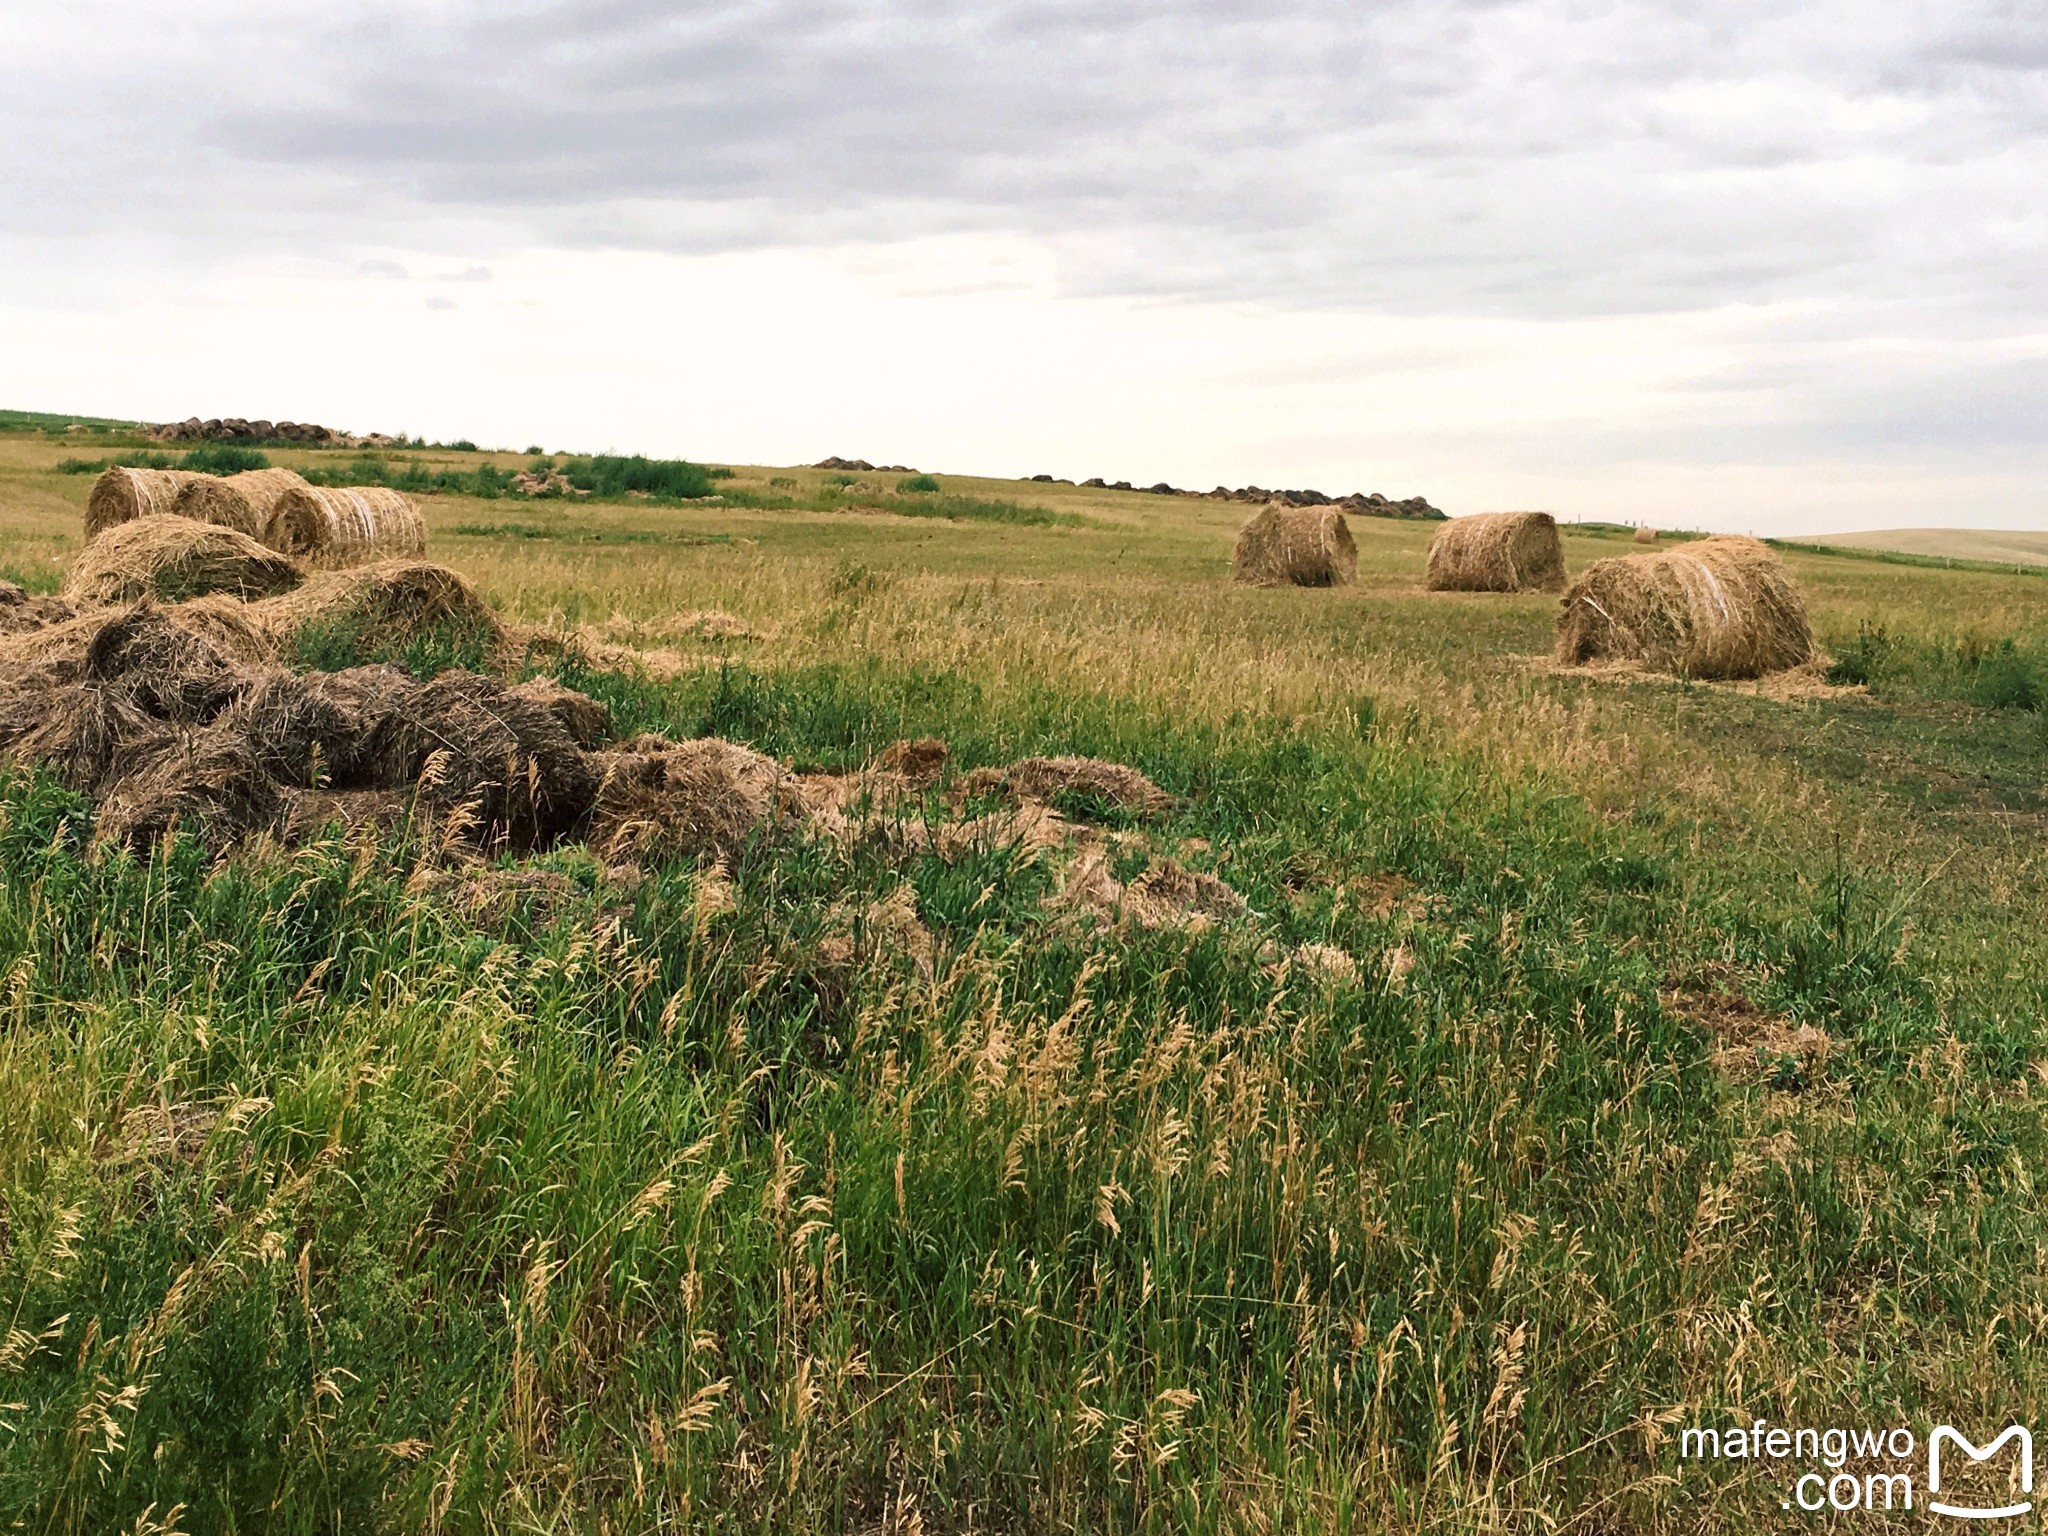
[6, 0, 2046, 532]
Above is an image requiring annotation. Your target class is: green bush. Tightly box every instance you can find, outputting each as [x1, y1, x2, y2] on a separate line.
[897, 473, 941, 493]
[1971, 641, 2045, 711]
[179, 444, 270, 475]
[558, 454, 716, 500]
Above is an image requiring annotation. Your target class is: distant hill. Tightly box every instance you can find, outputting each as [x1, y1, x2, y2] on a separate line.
[1803, 527, 2048, 567]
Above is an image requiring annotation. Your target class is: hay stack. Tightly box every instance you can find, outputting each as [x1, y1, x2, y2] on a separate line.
[265, 486, 425, 567]
[1231, 504, 1357, 587]
[248, 561, 505, 657]
[166, 476, 265, 538]
[61, 516, 304, 606]
[1554, 535, 1813, 679]
[85, 468, 214, 541]
[1634, 527, 1659, 546]
[1425, 512, 1565, 593]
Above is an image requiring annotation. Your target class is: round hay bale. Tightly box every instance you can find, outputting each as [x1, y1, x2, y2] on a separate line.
[229, 672, 365, 787]
[1424, 512, 1565, 593]
[1231, 504, 1357, 587]
[248, 561, 504, 660]
[82, 604, 252, 724]
[84, 468, 211, 541]
[165, 595, 279, 669]
[391, 672, 598, 850]
[506, 677, 614, 747]
[265, 486, 426, 567]
[1554, 535, 1814, 679]
[1634, 527, 1659, 545]
[0, 681, 165, 793]
[222, 468, 311, 533]
[62, 516, 304, 606]
[168, 476, 263, 538]
[92, 726, 284, 853]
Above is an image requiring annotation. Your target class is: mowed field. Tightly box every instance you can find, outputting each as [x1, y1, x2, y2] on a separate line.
[1, 425, 2046, 1533]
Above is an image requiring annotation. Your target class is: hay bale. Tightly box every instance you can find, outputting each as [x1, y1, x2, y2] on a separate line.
[230, 672, 365, 787]
[248, 561, 504, 659]
[0, 682, 164, 792]
[1554, 535, 1814, 679]
[84, 468, 212, 541]
[62, 516, 304, 606]
[1231, 504, 1357, 587]
[1634, 527, 1659, 545]
[165, 595, 278, 668]
[221, 468, 310, 532]
[358, 670, 597, 850]
[92, 727, 283, 852]
[506, 677, 613, 747]
[168, 477, 263, 539]
[265, 486, 426, 567]
[590, 737, 794, 866]
[82, 603, 251, 723]
[1424, 512, 1565, 593]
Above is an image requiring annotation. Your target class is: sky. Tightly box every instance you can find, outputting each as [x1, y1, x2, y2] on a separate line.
[4, 0, 2046, 534]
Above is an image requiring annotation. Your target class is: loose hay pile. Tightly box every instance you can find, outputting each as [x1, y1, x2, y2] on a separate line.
[265, 485, 427, 567]
[1425, 512, 1565, 593]
[1554, 535, 1814, 679]
[250, 561, 504, 658]
[62, 516, 305, 606]
[1232, 505, 1357, 587]
[85, 468, 215, 541]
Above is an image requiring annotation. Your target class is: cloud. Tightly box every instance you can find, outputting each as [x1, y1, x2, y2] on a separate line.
[10, 1, 2046, 319]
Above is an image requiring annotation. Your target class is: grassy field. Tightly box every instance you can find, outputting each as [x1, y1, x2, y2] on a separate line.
[1, 425, 2045, 1532]
[1800, 527, 2048, 569]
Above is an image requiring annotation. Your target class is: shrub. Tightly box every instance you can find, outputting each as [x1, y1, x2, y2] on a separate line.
[179, 444, 270, 475]
[558, 454, 717, 500]
[897, 473, 941, 493]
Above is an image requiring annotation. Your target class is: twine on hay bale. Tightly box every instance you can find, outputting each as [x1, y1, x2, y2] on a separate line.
[1554, 535, 1814, 680]
[1425, 512, 1565, 593]
[247, 561, 504, 658]
[61, 515, 305, 606]
[85, 468, 214, 541]
[264, 485, 426, 567]
[1231, 504, 1357, 587]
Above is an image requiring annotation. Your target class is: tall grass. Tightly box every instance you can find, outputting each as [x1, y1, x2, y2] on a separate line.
[0, 654, 2037, 1531]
